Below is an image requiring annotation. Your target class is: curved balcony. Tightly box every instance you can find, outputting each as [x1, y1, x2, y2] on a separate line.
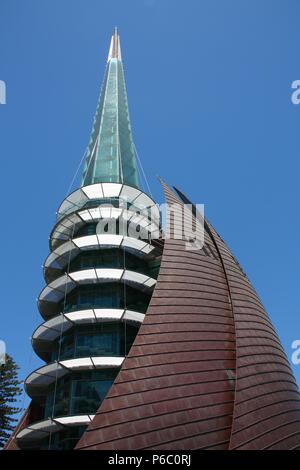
[38, 268, 156, 320]
[23, 182, 162, 450]
[32, 308, 145, 360]
[25, 356, 124, 398]
[44, 234, 159, 283]
[56, 183, 160, 222]
[50, 205, 161, 251]
[16, 415, 94, 447]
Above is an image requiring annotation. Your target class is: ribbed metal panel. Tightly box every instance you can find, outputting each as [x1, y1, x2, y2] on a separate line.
[206, 222, 300, 450]
[76, 182, 236, 450]
[76, 182, 300, 450]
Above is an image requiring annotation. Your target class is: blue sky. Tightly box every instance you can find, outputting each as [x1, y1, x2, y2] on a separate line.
[1, 0, 300, 413]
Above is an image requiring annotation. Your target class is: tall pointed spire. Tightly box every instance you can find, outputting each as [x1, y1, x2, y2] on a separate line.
[81, 29, 140, 189]
[107, 27, 122, 61]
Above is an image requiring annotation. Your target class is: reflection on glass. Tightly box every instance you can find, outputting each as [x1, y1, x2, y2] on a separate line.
[44, 370, 117, 420]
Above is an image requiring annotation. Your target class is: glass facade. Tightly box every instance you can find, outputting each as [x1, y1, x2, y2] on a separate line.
[50, 322, 137, 361]
[40, 427, 86, 450]
[82, 197, 121, 210]
[69, 249, 155, 277]
[76, 222, 99, 238]
[75, 219, 152, 241]
[81, 58, 139, 188]
[44, 370, 117, 419]
[63, 283, 151, 313]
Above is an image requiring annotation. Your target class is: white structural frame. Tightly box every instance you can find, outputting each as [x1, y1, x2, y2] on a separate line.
[25, 356, 125, 397]
[21, 181, 162, 449]
[50, 205, 160, 250]
[57, 183, 160, 222]
[32, 308, 145, 359]
[38, 268, 156, 319]
[44, 234, 157, 282]
[16, 414, 95, 443]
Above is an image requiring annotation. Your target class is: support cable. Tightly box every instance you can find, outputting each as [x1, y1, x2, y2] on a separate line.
[134, 143, 153, 200]
[135, 159, 147, 194]
[123, 246, 127, 357]
[48, 221, 76, 449]
[65, 128, 100, 199]
[18, 303, 40, 438]
[66, 147, 88, 197]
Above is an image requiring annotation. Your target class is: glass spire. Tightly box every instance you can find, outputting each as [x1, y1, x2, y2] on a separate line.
[81, 28, 140, 189]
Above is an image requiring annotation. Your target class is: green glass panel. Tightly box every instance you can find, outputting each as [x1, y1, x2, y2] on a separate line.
[81, 59, 139, 188]
[44, 369, 118, 420]
[62, 283, 151, 313]
[50, 322, 138, 362]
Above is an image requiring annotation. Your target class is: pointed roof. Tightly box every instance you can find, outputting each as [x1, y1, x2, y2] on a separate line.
[107, 27, 122, 61]
[81, 29, 140, 189]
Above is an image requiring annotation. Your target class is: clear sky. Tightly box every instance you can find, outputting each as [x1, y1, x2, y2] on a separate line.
[1, 0, 300, 414]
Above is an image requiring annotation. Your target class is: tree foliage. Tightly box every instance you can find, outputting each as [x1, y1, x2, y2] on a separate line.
[0, 354, 22, 448]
